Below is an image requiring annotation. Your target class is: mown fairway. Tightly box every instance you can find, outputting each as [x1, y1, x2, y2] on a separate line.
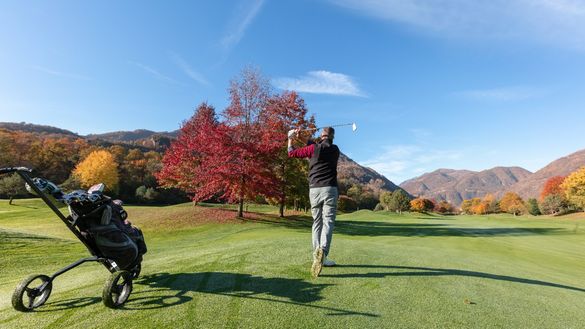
[1, 199, 585, 329]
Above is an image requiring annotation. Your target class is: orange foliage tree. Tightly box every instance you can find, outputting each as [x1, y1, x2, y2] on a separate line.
[540, 176, 566, 200]
[410, 198, 435, 212]
[499, 192, 526, 216]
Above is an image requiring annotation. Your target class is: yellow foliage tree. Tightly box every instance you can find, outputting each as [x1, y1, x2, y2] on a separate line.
[561, 166, 585, 210]
[499, 192, 525, 216]
[73, 150, 119, 191]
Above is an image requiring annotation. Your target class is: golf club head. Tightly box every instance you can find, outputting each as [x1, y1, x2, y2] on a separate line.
[352, 123, 357, 132]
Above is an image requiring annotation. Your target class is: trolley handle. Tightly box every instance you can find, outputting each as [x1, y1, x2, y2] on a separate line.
[0, 167, 32, 175]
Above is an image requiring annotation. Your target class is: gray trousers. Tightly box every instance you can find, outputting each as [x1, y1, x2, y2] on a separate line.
[310, 186, 338, 258]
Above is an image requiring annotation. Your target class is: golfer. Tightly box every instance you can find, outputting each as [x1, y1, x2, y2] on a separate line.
[288, 127, 340, 278]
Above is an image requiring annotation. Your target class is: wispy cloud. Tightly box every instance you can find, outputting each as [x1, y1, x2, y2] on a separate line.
[31, 66, 90, 80]
[454, 86, 544, 101]
[361, 144, 463, 184]
[273, 70, 367, 97]
[170, 52, 209, 86]
[330, 0, 585, 50]
[221, 0, 265, 50]
[128, 61, 179, 84]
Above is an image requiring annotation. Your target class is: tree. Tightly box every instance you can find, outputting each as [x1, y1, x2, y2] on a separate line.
[410, 198, 434, 213]
[434, 200, 454, 214]
[263, 91, 314, 217]
[526, 198, 541, 216]
[0, 173, 27, 205]
[482, 194, 499, 214]
[379, 191, 393, 211]
[539, 194, 568, 215]
[156, 103, 222, 202]
[540, 176, 566, 201]
[461, 199, 473, 214]
[73, 150, 119, 192]
[220, 67, 283, 217]
[561, 167, 585, 210]
[338, 195, 358, 212]
[499, 192, 526, 216]
[389, 189, 411, 214]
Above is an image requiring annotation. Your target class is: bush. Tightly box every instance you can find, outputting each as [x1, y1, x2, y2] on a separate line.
[338, 195, 358, 212]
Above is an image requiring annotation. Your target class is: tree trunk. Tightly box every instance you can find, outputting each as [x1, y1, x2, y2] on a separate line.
[9, 196, 13, 205]
[279, 202, 285, 217]
[238, 198, 244, 218]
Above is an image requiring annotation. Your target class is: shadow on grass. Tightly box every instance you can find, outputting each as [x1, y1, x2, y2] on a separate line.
[38, 297, 101, 312]
[241, 214, 565, 238]
[129, 272, 377, 317]
[335, 221, 565, 237]
[5, 202, 39, 209]
[322, 265, 585, 293]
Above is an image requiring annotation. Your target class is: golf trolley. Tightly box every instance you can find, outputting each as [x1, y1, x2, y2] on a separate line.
[0, 167, 146, 311]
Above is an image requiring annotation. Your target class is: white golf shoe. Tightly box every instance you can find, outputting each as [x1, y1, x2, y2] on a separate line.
[323, 258, 336, 267]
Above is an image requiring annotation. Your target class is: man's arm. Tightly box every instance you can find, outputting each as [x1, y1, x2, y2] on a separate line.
[288, 142, 315, 158]
[288, 129, 315, 158]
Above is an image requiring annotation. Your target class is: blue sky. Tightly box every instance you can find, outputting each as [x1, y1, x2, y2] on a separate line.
[2, 0, 585, 184]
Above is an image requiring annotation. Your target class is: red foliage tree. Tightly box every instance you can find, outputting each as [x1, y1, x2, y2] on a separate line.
[264, 91, 314, 216]
[156, 103, 223, 201]
[158, 68, 308, 218]
[540, 176, 566, 201]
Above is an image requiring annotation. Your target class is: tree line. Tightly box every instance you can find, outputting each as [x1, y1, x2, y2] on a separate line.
[459, 167, 585, 216]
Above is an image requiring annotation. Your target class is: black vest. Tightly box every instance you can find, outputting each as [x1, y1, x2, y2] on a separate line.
[309, 140, 339, 188]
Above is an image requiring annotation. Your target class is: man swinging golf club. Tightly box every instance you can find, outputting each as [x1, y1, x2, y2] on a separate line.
[288, 126, 340, 278]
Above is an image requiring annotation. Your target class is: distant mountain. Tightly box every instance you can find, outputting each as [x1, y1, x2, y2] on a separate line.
[400, 167, 532, 206]
[507, 149, 585, 199]
[338, 153, 401, 193]
[0, 122, 79, 137]
[86, 129, 179, 143]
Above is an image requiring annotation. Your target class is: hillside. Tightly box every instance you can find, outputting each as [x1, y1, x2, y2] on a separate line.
[86, 129, 178, 143]
[0, 122, 79, 137]
[338, 153, 400, 193]
[508, 149, 585, 199]
[400, 167, 532, 206]
[0, 121, 401, 195]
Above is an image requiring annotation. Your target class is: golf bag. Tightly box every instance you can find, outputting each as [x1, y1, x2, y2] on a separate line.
[66, 188, 147, 271]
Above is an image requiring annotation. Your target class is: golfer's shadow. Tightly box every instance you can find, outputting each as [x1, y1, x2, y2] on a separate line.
[127, 272, 377, 316]
[321, 265, 585, 293]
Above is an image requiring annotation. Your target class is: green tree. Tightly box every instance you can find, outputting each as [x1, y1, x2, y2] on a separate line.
[0, 173, 27, 205]
[539, 194, 568, 216]
[379, 191, 393, 211]
[526, 198, 541, 216]
[389, 189, 411, 214]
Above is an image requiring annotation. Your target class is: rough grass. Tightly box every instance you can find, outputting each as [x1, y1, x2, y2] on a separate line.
[1, 199, 585, 328]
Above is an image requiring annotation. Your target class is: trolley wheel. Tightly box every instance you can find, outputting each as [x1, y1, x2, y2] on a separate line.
[12, 274, 53, 312]
[102, 270, 132, 308]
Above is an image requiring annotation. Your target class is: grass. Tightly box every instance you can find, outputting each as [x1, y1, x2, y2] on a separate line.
[1, 199, 585, 328]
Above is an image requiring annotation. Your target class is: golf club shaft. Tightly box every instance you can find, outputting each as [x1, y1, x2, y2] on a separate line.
[302, 123, 353, 131]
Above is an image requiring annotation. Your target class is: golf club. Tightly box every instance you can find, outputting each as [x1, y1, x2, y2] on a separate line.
[302, 122, 357, 132]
